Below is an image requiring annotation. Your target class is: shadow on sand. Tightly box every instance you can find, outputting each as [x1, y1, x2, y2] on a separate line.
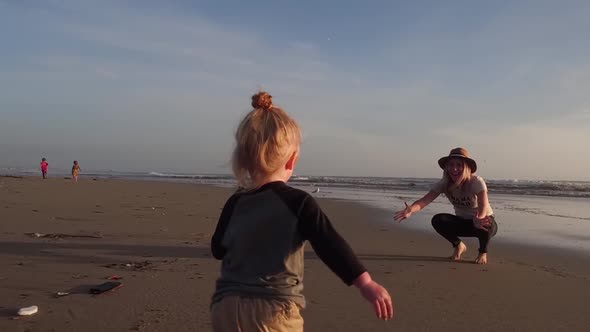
[0, 241, 468, 266]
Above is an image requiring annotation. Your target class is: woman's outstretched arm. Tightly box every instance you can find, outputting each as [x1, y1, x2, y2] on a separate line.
[393, 190, 440, 222]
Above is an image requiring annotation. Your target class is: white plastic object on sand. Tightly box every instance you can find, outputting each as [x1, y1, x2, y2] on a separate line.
[17, 306, 38, 316]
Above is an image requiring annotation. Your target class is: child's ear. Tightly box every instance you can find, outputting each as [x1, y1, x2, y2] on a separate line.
[285, 150, 299, 171]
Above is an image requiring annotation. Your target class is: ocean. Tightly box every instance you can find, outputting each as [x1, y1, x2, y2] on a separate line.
[5, 167, 588, 198]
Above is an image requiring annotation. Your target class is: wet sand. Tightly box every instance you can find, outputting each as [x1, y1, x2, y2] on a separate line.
[1, 176, 589, 331]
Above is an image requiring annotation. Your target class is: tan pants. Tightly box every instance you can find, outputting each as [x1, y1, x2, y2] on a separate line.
[211, 296, 304, 332]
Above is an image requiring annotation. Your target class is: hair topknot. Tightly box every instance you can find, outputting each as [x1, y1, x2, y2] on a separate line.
[251, 91, 273, 110]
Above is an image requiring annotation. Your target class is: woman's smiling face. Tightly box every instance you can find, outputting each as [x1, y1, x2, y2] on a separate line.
[446, 158, 465, 183]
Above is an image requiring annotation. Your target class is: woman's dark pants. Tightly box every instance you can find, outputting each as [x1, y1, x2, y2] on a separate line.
[431, 213, 498, 253]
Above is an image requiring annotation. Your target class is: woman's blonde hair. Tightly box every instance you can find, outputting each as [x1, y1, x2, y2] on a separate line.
[442, 158, 472, 195]
[232, 91, 301, 187]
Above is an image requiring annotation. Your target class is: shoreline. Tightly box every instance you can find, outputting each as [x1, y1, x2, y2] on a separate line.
[3, 172, 590, 199]
[3, 176, 589, 263]
[3, 176, 589, 265]
[1, 177, 589, 331]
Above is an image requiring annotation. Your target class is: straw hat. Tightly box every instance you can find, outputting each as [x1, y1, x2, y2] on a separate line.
[438, 147, 477, 173]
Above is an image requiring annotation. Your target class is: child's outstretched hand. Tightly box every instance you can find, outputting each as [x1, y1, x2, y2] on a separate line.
[353, 272, 393, 320]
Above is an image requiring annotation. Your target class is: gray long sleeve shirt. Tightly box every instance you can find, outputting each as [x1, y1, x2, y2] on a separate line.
[211, 181, 366, 308]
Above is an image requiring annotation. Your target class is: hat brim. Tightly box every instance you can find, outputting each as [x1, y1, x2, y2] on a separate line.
[438, 156, 477, 173]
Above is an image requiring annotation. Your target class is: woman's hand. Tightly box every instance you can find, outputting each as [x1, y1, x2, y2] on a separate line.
[393, 202, 412, 222]
[473, 213, 491, 231]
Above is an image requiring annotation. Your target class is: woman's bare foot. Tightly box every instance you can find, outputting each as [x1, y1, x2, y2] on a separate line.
[449, 242, 467, 260]
[475, 253, 487, 264]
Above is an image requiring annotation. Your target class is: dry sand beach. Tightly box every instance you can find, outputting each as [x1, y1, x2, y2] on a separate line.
[1, 176, 589, 331]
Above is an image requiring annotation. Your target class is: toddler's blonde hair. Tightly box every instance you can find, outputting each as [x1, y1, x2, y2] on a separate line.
[232, 91, 301, 187]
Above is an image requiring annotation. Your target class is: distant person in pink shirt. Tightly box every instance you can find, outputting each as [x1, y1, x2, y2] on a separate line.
[40, 158, 48, 179]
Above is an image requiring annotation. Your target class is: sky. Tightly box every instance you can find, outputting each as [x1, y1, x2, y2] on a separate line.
[1, 0, 590, 181]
